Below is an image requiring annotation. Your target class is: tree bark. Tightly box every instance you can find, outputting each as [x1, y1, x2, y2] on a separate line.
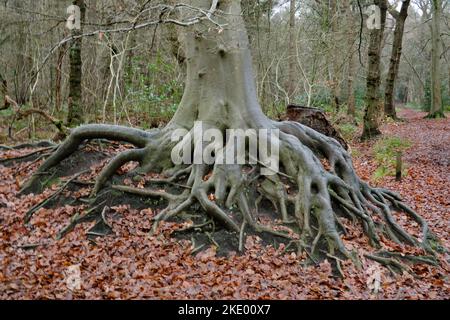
[362, 0, 387, 140]
[0, 71, 9, 111]
[384, 0, 410, 120]
[67, 0, 86, 127]
[167, 0, 269, 130]
[346, 53, 356, 119]
[344, 0, 356, 119]
[329, 0, 341, 110]
[55, 43, 67, 113]
[287, 0, 296, 101]
[427, 0, 444, 118]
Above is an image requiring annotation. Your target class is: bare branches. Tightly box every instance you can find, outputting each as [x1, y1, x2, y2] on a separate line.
[2, 95, 68, 138]
[36, 3, 223, 78]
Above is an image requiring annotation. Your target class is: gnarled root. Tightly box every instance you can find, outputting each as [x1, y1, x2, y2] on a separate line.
[21, 121, 443, 273]
[20, 124, 158, 194]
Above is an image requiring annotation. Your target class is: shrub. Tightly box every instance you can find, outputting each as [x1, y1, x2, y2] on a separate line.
[337, 123, 358, 141]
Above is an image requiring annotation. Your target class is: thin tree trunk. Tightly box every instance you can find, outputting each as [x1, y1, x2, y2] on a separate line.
[287, 0, 296, 101]
[329, 0, 340, 110]
[344, 0, 356, 119]
[125, 32, 136, 94]
[0, 71, 9, 110]
[55, 44, 66, 113]
[347, 50, 356, 119]
[362, 0, 387, 140]
[427, 0, 444, 118]
[67, 0, 86, 127]
[15, 20, 29, 105]
[384, 0, 410, 120]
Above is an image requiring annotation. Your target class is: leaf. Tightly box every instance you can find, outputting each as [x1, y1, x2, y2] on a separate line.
[366, 265, 382, 294]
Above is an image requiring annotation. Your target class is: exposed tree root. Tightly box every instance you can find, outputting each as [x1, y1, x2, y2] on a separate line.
[19, 120, 444, 275]
[24, 170, 88, 223]
[0, 140, 56, 151]
[365, 253, 411, 274]
[0, 146, 56, 166]
[56, 201, 107, 240]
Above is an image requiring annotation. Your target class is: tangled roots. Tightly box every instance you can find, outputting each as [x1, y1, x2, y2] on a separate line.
[21, 122, 443, 273]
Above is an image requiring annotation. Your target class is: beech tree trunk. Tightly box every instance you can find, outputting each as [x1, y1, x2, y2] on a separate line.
[362, 0, 387, 140]
[384, 0, 410, 120]
[167, 0, 270, 131]
[67, 0, 86, 127]
[427, 0, 444, 118]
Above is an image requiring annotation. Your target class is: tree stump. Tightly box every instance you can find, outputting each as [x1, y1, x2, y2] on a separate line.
[283, 104, 349, 150]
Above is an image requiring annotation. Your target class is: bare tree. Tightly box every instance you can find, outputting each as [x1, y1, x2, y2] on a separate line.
[362, 0, 388, 140]
[0, 71, 10, 111]
[287, 0, 296, 101]
[344, 0, 357, 119]
[384, 0, 411, 120]
[67, 0, 86, 127]
[329, 0, 341, 110]
[427, 0, 445, 118]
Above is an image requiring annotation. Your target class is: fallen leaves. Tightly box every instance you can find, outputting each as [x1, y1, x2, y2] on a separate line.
[0, 109, 449, 300]
[366, 265, 383, 294]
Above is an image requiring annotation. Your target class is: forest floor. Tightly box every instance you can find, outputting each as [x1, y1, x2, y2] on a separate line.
[0, 108, 449, 299]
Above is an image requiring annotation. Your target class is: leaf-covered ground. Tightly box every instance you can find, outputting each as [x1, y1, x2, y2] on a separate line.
[0, 109, 449, 299]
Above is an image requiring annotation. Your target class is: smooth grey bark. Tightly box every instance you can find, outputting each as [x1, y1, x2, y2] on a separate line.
[167, 0, 271, 130]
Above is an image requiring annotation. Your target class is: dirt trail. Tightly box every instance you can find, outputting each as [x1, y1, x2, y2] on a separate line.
[353, 108, 449, 249]
[387, 109, 449, 166]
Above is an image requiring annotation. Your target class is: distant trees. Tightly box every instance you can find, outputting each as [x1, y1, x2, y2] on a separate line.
[0, 0, 448, 141]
